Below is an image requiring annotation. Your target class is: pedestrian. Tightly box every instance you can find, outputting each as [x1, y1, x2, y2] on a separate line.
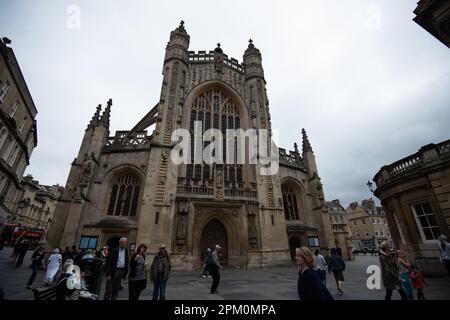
[379, 241, 407, 300]
[150, 244, 171, 300]
[16, 240, 29, 268]
[128, 244, 148, 300]
[409, 264, 426, 300]
[396, 250, 414, 299]
[26, 244, 46, 289]
[314, 249, 327, 287]
[81, 249, 94, 260]
[201, 248, 212, 278]
[56, 259, 80, 300]
[70, 245, 78, 262]
[104, 237, 129, 300]
[328, 248, 345, 295]
[438, 235, 450, 276]
[209, 244, 223, 294]
[11, 241, 20, 261]
[0, 236, 4, 250]
[296, 247, 333, 300]
[44, 248, 62, 285]
[62, 246, 72, 263]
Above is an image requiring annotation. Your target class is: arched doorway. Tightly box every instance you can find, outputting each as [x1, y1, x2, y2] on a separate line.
[201, 219, 228, 266]
[289, 237, 301, 261]
[106, 237, 120, 250]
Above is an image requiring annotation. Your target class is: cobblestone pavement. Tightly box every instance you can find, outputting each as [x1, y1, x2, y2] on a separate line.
[1, 247, 449, 300]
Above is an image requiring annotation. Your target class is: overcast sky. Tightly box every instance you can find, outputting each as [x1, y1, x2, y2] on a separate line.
[1, 0, 449, 208]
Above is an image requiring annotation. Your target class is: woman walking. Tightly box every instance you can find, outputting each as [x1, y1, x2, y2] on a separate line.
[438, 235, 450, 276]
[314, 249, 327, 287]
[128, 244, 148, 300]
[379, 242, 407, 300]
[328, 248, 346, 295]
[44, 248, 62, 285]
[397, 250, 414, 299]
[296, 247, 333, 300]
[26, 244, 46, 289]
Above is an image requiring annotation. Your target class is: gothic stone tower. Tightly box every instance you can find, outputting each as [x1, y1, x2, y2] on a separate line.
[48, 22, 336, 269]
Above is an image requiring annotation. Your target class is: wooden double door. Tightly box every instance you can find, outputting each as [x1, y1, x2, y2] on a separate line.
[200, 219, 228, 266]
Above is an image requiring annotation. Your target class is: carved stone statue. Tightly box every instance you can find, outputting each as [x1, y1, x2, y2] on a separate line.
[176, 213, 188, 240]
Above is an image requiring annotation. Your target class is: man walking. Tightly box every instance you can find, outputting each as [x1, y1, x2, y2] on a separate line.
[26, 244, 46, 289]
[16, 240, 29, 268]
[150, 244, 171, 300]
[209, 244, 222, 294]
[104, 238, 129, 300]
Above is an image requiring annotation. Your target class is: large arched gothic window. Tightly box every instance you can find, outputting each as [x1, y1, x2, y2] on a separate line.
[187, 87, 242, 184]
[282, 183, 300, 220]
[106, 171, 141, 217]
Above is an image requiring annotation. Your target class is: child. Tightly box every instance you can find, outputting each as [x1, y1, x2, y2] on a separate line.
[409, 264, 426, 300]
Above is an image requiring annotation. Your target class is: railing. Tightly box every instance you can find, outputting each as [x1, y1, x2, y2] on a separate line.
[374, 138, 450, 188]
[176, 177, 257, 199]
[177, 185, 214, 197]
[438, 139, 450, 157]
[279, 148, 305, 169]
[388, 153, 423, 177]
[188, 51, 245, 74]
[224, 188, 257, 198]
[104, 131, 152, 152]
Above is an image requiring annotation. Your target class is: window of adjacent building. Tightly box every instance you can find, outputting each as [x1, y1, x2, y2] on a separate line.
[0, 80, 11, 102]
[271, 215, 275, 225]
[411, 202, 441, 241]
[375, 228, 379, 236]
[2, 139, 14, 161]
[308, 236, 320, 247]
[372, 218, 375, 224]
[18, 117, 27, 134]
[0, 174, 6, 196]
[106, 171, 141, 217]
[362, 219, 366, 224]
[9, 101, 19, 118]
[8, 145, 20, 167]
[79, 236, 98, 250]
[0, 126, 7, 150]
[353, 220, 357, 226]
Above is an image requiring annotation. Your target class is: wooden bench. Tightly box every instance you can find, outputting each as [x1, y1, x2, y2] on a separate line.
[33, 286, 58, 300]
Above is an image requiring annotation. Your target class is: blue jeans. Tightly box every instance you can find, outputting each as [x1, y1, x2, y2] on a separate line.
[153, 272, 166, 300]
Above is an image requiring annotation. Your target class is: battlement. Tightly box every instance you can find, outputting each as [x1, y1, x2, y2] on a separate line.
[188, 50, 245, 74]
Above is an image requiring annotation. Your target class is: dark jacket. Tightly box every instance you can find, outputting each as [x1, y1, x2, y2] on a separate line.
[150, 251, 171, 282]
[379, 251, 402, 290]
[328, 255, 345, 272]
[18, 242, 29, 256]
[105, 247, 129, 279]
[298, 268, 333, 300]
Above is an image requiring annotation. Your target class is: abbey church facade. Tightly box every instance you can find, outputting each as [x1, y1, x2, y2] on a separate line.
[48, 22, 337, 269]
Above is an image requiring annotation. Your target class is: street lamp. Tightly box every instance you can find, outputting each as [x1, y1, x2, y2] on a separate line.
[367, 180, 374, 193]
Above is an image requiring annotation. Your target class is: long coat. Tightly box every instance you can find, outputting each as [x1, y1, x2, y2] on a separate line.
[105, 247, 129, 279]
[379, 252, 402, 290]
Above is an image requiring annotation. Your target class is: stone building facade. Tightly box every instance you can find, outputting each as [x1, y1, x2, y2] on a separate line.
[0, 37, 38, 225]
[47, 22, 335, 269]
[324, 199, 352, 260]
[413, 0, 450, 48]
[373, 139, 450, 275]
[346, 198, 392, 251]
[12, 175, 63, 239]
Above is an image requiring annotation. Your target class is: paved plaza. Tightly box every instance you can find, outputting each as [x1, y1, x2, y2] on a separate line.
[1, 247, 449, 300]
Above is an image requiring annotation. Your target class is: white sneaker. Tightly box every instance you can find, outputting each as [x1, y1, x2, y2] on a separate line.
[201, 275, 206, 278]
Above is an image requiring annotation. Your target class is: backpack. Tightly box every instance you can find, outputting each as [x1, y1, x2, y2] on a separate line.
[206, 253, 213, 266]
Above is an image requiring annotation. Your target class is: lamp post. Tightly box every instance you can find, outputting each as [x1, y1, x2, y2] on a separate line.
[8, 199, 28, 243]
[367, 180, 374, 193]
